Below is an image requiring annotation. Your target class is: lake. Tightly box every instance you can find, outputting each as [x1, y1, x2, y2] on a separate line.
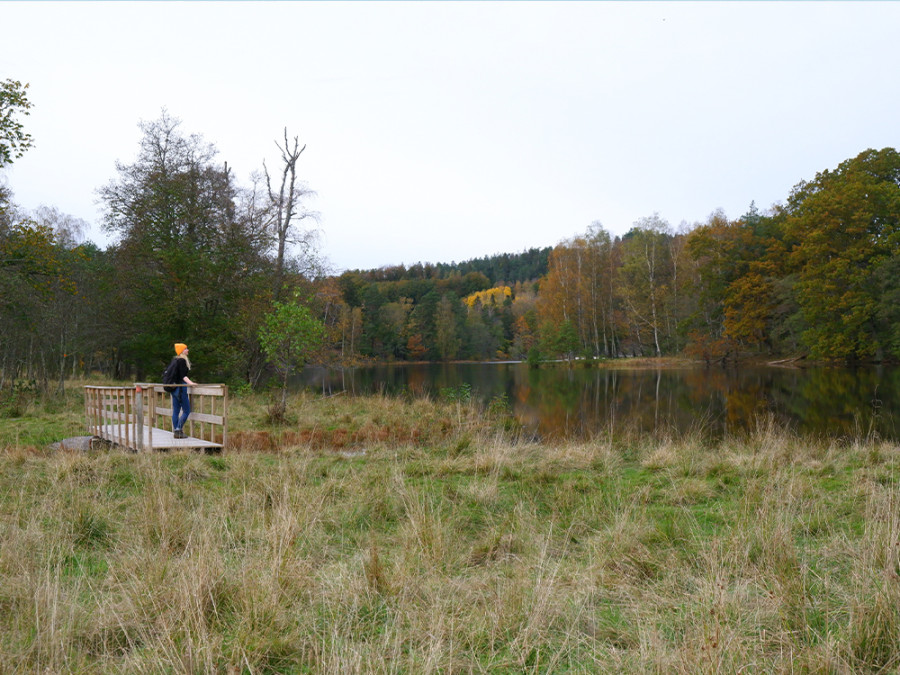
[296, 362, 900, 441]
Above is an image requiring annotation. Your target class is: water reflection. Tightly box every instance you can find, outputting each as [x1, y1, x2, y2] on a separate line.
[296, 363, 900, 440]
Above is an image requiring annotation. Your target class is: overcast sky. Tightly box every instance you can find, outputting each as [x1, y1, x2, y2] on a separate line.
[3, 1, 899, 272]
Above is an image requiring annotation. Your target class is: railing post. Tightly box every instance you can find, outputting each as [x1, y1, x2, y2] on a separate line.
[222, 385, 229, 450]
[148, 385, 157, 446]
[123, 388, 129, 449]
[135, 385, 144, 452]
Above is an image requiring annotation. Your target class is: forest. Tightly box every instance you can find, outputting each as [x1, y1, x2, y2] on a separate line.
[3, 78, 900, 390]
[336, 145, 900, 367]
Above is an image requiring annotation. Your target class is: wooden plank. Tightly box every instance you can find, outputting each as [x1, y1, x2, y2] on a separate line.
[97, 424, 222, 451]
[189, 385, 226, 396]
[150, 405, 222, 425]
[189, 411, 224, 425]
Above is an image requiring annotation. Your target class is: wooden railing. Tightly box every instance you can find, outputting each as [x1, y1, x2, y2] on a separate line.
[85, 383, 228, 451]
[85, 385, 143, 450]
[138, 383, 229, 447]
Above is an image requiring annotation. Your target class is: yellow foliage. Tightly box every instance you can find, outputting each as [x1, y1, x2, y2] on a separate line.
[463, 286, 511, 308]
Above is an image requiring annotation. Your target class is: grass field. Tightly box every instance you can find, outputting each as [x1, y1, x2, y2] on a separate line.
[1, 383, 899, 672]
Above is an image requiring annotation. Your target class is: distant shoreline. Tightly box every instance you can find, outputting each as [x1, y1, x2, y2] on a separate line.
[317, 354, 900, 370]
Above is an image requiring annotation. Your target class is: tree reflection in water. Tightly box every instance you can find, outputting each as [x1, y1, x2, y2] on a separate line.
[296, 363, 900, 441]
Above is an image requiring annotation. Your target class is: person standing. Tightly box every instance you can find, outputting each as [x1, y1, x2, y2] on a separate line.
[168, 343, 197, 438]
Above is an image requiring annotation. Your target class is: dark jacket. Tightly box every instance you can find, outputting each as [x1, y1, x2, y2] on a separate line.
[172, 356, 190, 384]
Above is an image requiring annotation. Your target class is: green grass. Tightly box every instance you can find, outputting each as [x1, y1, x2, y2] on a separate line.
[1, 386, 900, 672]
[0, 382, 86, 449]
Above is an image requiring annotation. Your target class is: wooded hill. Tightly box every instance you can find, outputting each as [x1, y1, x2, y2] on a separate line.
[346, 247, 551, 286]
[331, 249, 549, 363]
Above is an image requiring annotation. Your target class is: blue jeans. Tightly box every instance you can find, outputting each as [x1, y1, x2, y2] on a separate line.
[171, 386, 191, 431]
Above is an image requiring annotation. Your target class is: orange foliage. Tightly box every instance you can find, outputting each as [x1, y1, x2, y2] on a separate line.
[406, 333, 427, 360]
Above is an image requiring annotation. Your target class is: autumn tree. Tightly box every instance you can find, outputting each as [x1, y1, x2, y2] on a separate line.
[582, 224, 622, 358]
[538, 241, 578, 339]
[536, 223, 628, 360]
[782, 148, 900, 360]
[685, 208, 773, 355]
[406, 332, 426, 360]
[684, 210, 737, 341]
[618, 215, 674, 356]
[511, 312, 538, 359]
[722, 271, 774, 348]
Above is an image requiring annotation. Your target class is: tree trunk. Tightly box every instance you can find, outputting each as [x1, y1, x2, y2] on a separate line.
[280, 370, 289, 418]
[57, 325, 66, 395]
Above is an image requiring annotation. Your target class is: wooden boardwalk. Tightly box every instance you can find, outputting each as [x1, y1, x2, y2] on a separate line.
[85, 384, 228, 452]
[94, 424, 223, 451]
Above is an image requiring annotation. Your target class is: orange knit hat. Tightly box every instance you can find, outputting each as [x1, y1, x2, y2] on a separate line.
[175, 343, 188, 356]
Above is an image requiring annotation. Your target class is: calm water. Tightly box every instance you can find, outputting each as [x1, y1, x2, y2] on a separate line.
[296, 362, 900, 440]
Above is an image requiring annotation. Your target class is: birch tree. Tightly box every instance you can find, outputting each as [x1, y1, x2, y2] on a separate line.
[618, 215, 673, 357]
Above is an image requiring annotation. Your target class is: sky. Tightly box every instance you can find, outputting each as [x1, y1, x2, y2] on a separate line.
[3, 1, 900, 273]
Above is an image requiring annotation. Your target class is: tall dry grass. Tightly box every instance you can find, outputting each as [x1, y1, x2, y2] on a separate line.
[1, 391, 899, 672]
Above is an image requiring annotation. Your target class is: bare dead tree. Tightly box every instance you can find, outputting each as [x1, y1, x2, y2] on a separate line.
[264, 128, 319, 300]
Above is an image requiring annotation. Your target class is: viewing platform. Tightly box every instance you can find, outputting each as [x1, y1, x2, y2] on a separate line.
[84, 383, 228, 452]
